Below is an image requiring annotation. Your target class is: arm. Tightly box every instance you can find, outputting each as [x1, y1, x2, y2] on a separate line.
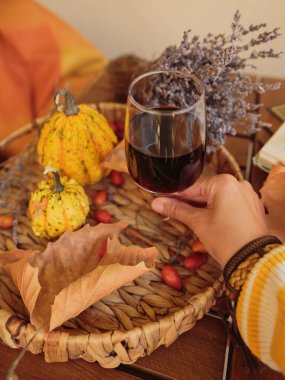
[151, 174, 285, 372]
[236, 245, 285, 372]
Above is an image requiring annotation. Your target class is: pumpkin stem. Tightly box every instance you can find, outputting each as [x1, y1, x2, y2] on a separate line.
[54, 88, 79, 116]
[44, 167, 65, 193]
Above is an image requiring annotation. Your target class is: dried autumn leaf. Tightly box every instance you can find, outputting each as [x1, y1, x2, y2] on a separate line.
[101, 140, 128, 173]
[260, 163, 285, 242]
[0, 221, 157, 332]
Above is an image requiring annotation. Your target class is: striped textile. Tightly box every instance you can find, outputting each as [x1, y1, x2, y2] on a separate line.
[236, 245, 285, 373]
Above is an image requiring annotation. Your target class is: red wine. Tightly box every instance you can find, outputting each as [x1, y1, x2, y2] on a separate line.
[125, 108, 206, 193]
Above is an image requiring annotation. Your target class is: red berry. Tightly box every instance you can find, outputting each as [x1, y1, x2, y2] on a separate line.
[111, 171, 124, 186]
[109, 122, 124, 131]
[191, 239, 208, 254]
[183, 254, 207, 270]
[94, 210, 112, 223]
[161, 265, 182, 290]
[109, 122, 125, 140]
[109, 122, 118, 132]
[0, 215, 14, 229]
[116, 129, 124, 141]
[93, 190, 108, 205]
[99, 239, 108, 257]
[116, 122, 125, 131]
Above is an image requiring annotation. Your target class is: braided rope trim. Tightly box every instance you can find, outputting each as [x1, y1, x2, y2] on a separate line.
[229, 253, 260, 293]
[223, 236, 282, 298]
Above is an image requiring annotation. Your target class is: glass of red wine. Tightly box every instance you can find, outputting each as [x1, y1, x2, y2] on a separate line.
[125, 70, 206, 195]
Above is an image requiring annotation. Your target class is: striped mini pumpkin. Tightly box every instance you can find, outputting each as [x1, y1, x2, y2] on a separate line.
[37, 89, 117, 186]
[29, 167, 90, 238]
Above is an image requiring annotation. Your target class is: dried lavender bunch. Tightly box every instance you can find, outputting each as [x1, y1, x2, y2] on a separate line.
[151, 10, 282, 147]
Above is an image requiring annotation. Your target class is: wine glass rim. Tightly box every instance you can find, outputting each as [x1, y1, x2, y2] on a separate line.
[128, 70, 205, 115]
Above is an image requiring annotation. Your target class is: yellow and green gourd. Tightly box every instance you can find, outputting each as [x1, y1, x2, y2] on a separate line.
[37, 89, 117, 186]
[29, 167, 90, 238]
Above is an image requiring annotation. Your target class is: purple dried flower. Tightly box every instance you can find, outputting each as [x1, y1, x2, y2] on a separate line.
[151, 11, 282, 146]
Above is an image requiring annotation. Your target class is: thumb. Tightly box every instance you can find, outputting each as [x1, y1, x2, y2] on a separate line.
[151, 197, 206, 228]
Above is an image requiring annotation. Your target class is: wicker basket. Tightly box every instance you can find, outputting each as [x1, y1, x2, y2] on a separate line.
[0, 103, 243, 368]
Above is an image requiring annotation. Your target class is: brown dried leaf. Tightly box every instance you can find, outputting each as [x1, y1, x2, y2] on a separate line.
[0, 222, 157, 332]
[260, 163, 285, 242]
[101, 140, 128, 173]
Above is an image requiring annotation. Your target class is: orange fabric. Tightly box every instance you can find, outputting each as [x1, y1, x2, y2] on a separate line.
[0, 0, 107, 156]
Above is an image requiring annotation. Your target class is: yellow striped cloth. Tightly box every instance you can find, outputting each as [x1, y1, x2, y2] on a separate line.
[236, 245, 285, 373]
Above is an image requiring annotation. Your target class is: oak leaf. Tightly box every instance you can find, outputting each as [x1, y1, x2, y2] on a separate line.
[0, 221, 157, 332]
[101, 140, 128, 173]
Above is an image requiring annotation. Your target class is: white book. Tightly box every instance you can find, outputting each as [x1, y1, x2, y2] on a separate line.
[253, 122, 285, 172]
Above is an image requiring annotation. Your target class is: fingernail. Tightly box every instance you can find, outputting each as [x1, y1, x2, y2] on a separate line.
[151, 197, 168, 214]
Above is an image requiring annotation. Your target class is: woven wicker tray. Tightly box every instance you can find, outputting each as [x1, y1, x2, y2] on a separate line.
[0, 103, 242, 368]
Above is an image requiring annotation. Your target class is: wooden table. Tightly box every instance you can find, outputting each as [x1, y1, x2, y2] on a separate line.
[0, 59, 284, 380]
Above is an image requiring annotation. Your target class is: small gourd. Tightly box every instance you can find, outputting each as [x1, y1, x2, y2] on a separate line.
[37, 89, 118, 186]
[29, 167, 90, 238]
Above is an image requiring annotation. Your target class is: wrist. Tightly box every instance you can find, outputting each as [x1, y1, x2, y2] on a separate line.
[217, 230, 270, 267]
[223, 235, 282, 301]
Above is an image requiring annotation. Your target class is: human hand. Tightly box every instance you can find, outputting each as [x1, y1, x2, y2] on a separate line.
[151, 174, 269, 266]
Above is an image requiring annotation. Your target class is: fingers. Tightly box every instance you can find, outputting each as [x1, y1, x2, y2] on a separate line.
[241, 180, 266, 216]
[151, 174, 241, 227]
[179, 174, 239, 204]
[240, 180, 253, 191]
[178, 175, 207, 202]
[151, 197, 205, 228]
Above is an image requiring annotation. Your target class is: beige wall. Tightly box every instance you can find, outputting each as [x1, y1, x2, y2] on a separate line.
[36, 0, 285, 78]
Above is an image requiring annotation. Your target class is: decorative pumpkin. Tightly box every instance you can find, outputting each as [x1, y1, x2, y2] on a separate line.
[37, 89, 118, 186]
[29, 167, 90, 239]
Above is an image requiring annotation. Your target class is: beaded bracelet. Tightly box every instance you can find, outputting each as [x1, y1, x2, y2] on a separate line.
[223, 235, 282, 300]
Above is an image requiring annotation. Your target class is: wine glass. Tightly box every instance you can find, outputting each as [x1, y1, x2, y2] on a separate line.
[125, 70, 206, 195]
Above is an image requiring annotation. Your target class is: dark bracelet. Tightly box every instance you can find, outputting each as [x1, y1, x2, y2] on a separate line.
[223, 235, 282, 300]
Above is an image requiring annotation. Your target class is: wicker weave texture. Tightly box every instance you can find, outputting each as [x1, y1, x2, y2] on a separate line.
[0, 103, 241, 367]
